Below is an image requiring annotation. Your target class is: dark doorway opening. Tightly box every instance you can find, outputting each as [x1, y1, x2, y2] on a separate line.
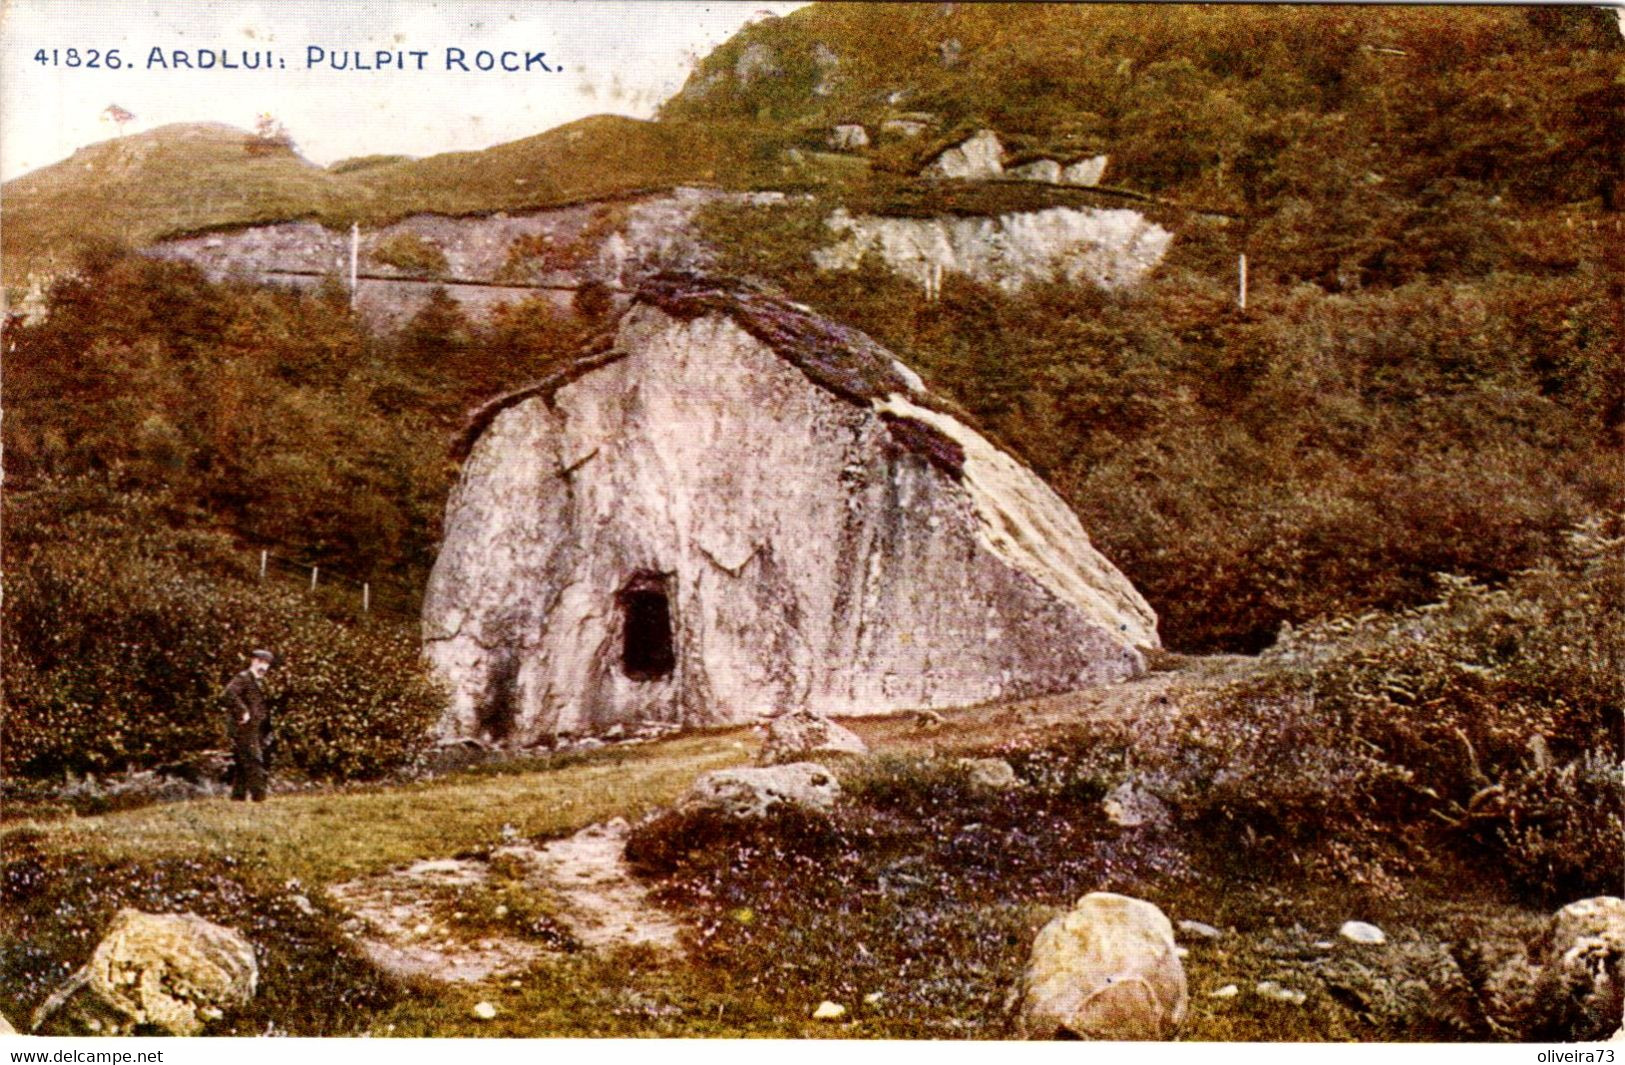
[619, 573, 675, 681]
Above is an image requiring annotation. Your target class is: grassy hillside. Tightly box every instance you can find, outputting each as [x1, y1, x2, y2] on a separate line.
[1, 115, 779, 287]
[664, 4, 1622, 212]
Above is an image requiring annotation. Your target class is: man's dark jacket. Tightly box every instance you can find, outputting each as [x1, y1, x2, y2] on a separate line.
[223, 670, 272, 747]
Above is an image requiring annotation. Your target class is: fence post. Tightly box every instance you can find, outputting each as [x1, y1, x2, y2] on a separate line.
[260, 550, 268, 579]
[363, 583, 370, 613]
[310, 566, 319, 591]
[1238, 253, 1248, 311]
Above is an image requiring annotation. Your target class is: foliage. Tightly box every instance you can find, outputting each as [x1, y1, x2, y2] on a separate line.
[1102, 524, 1625, 905]
[1, 477, 445, 780]
[370, 232, 448, 276]
[1, 837, 400, 1036]
[5, 247, 595, 595]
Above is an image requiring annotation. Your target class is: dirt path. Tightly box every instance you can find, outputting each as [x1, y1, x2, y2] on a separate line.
[327, 818, 681, 984]
[325, 655, 1256, 984]
[845, 654, 1258, 755]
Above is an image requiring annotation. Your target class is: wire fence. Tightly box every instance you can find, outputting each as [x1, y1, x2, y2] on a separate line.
[251, 545, 422, 623]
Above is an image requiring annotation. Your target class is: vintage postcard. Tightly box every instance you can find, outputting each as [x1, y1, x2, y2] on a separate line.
[2, 0, 1619, 1052]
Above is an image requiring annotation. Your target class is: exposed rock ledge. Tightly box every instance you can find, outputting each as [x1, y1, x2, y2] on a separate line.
[813, 206, 1172, 293]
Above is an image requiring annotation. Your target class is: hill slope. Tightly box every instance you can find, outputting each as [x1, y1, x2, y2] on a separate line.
[1, 115, 778, 286]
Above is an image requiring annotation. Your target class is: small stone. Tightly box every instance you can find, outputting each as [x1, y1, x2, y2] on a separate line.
[957, 757, 1019, 790]
[1339, 921, 1387, 945]
[472, 1001, 497, 1020]
[290, 894, 316, 916]
[1102, 781, 1170, 828]
[812, 1001, 846, 1021]
[863, 991, 884, 1004]
[1177, 920, 1223, 941]
[493, 905, 509, 919]
[412, 922, 431, 936]
[1208, 985, 1239, 999]
[1255, 981, 1307, 1006]
[1175, 946, 1189, 958]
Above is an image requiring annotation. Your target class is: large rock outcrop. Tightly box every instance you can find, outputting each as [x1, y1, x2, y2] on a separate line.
[813, 206, 1172, 294]
[424, 275, 1157, 743]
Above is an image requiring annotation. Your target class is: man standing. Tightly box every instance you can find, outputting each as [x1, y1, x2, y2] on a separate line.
[224, 649, 277, 802]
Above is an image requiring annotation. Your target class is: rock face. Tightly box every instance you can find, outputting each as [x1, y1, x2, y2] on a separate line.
[1015, 892, 1188, 1040]
[1530, 896, 1625, 1040]
[758, 709, 867, 765]
[76, 910, 256, 1036]
[424, 275, 1157, 743]
[921, 129, 1004, 180]
[1063, 155, 1110, 187]
[682, 762, 842, 818]
[149, 188, 792, 329]
[814, 206, 1172, 294]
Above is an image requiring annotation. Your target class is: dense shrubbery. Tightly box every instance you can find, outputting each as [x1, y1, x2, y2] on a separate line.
[1075, 523, 1624, 905]
[4, 247, 592, 593]
[2, 478, 445, 780]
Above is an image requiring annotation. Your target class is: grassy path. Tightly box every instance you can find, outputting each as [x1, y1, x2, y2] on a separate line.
[12, 731, 753, 886]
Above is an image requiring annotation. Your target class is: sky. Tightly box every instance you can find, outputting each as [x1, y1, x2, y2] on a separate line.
[0, 0, 808, 181]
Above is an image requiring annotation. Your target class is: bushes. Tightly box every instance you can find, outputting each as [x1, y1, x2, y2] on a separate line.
[1107, 523, 1624, 904]
[2, 478, 445, 780]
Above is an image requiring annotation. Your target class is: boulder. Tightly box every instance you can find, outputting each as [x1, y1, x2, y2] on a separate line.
[63, 910, 257, 1036]
[957, 757, 1019, 790]
[1529, 896, 1625, 1041]
[1102, 780, 1170, 828]
[1009, 159, 1062, 184]
[1340, 920, 1387, 945]
[683, 762, 841, 818]
[1062, 155, 1109, 187]
[921, 129, 1004, 180]
[828, 124, 870, 151]
[1015, 892, 1188, 1040]
[0, 1013, 15, 1036]
[758, 709, 867, 765]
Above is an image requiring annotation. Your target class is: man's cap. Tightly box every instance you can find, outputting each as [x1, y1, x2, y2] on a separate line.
[251, 649, 278, 664]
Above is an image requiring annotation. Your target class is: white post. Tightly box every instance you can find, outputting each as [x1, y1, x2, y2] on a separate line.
[310, 566, 319, 591]
[260, 550, 268, 579]
[363, 583, 370, 613]
[1238, 253, 1248, 311]
[349, 223, 360, 309]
